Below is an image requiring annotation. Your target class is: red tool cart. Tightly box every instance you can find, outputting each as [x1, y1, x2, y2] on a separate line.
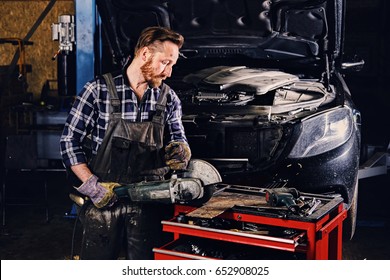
[153, 184, 347, 260]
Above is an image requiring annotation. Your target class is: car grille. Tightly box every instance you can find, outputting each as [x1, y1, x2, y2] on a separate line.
[226, 127, 283, 161]
[186, 124, 288, 170]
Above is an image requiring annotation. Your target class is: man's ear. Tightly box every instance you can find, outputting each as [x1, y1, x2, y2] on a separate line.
[140, 46, 151, 61]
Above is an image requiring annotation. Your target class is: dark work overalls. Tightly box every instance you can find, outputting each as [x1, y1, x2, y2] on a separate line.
[79, 73, 172, 260]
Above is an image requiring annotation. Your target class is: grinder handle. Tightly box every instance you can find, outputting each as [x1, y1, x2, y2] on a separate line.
[113, 185, 131, 198]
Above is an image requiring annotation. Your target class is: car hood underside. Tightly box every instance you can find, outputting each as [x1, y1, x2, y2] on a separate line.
[96, 0, 344, 67]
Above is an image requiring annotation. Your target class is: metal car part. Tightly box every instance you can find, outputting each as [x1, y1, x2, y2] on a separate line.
[184, 66, 299, 94]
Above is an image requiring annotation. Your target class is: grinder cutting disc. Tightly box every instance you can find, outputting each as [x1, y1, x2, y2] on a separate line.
[176, 159, 222, 206]
[181, 159, 222, 186]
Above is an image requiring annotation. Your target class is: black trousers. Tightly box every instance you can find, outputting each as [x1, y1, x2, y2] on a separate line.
[79, 200, 173, 260]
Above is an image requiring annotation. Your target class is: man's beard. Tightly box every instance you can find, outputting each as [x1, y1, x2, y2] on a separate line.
[140, 56, 165, 88]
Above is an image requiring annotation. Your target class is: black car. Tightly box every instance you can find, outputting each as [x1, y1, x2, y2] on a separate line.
[95, 0, 362, 239]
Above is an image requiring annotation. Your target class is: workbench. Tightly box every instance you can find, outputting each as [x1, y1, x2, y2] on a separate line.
[153, 184, 347, 260]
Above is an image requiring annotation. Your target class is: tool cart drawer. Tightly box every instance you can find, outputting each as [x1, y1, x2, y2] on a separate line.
[160, 219, 307, 253]
[154, 238, 217, 260]
[154, 236, 306, 260]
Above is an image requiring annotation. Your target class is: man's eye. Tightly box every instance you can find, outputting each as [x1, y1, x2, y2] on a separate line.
[162, 61, 169, 66]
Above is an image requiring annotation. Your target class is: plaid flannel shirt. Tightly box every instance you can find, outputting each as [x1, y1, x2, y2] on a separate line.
[60, 71, 188, 168]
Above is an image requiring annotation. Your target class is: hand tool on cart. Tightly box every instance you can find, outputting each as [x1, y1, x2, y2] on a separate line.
[303, 198, 322, 216]
[265, 187, 301, 213]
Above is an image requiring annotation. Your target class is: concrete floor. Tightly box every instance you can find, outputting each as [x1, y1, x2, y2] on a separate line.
[1, 171, 389, 260]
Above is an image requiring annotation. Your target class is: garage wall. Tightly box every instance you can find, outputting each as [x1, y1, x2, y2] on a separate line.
[0, 0, 74, 99]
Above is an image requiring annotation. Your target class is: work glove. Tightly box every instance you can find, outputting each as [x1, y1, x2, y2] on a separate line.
[165, 141, 191, 170]
[75, 175, 120, 208]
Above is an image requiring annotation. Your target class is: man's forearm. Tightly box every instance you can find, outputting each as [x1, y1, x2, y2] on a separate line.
[70, 163, 93, 183]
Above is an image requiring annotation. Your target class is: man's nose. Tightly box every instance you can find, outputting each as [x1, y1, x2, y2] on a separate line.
[162, 65, 172, 77]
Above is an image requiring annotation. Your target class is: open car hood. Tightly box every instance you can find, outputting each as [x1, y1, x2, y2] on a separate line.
[96, 0, 344, 69]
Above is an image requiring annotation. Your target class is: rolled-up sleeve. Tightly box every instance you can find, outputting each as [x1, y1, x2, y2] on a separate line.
[60, 82, 97, 167]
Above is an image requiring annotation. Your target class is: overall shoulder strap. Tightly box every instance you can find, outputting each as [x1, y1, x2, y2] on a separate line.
[102, 73, 121, 116]
[152, 83, 170, 125]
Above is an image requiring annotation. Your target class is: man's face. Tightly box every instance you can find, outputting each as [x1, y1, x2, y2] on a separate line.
[141, 41, 179, 88]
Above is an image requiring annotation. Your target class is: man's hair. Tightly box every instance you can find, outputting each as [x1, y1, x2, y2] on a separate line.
[134, 26, 184, 56]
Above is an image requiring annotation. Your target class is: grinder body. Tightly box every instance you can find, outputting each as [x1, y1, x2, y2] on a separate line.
[114, 159, 221, 204]
[115, 177, 204, 204]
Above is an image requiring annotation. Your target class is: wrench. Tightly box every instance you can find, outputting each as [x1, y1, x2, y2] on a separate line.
[304, 198, 321, 216]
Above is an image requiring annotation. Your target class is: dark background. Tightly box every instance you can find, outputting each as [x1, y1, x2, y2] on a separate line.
[344, 0, 390, 148]
[337, 0, 390, 259]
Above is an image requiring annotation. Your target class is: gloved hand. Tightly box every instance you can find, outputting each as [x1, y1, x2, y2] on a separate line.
[75, 175, 120, 208]
[165, 141, 191, 170]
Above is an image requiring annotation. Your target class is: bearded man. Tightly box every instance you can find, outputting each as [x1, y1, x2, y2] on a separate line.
[60, 26, 191, 260]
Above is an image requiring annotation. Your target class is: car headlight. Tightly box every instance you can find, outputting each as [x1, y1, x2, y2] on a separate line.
[288, 107, 353, 158]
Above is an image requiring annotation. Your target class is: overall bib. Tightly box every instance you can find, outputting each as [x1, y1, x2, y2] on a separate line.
[79, 73, 172, 259]
[90, 73, 170, 184]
